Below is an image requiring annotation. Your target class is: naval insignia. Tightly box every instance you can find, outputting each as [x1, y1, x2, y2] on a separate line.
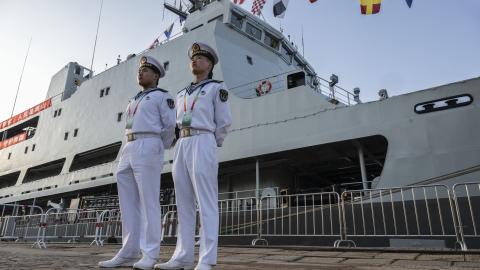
[192, 43, 201, 52]
[219, 89, 228, 102]
[140, 56, 147, 64]
[167, 98, 175, 109]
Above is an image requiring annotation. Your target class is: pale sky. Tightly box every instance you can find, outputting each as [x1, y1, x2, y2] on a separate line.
[0, 0, 479, 121]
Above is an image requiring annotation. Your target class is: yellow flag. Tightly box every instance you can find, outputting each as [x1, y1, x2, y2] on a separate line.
[360, 0, 382, 15]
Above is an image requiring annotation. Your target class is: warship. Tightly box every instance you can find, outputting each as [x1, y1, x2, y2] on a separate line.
[0, 0, 478, 230]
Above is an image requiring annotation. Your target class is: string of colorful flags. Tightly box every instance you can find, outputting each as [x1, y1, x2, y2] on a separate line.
[234, 0, 414, 17]
[150, 0, 414, 49]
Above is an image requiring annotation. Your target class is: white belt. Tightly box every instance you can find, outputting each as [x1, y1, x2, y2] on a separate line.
[126, 133, 161, 142]
[180, 128, 211, 138]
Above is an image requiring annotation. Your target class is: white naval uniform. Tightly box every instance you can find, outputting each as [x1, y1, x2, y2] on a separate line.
[170, 79, 232, 266]
[116, 87, 176, 260]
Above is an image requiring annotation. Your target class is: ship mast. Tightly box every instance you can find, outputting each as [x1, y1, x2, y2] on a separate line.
[163, 0, 212, 18]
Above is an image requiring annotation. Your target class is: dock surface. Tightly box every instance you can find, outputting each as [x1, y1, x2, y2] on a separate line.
[1, 243, 480, 269]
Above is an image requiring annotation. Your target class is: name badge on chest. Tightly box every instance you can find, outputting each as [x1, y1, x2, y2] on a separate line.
[125, 116, 134, 129]
[182, 112, 193, 127]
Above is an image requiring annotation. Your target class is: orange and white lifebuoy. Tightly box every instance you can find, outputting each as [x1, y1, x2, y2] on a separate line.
[256, 80, 272, 96]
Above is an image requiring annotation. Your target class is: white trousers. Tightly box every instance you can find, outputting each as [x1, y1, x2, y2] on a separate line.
[170, 133, 219, 266]
[116, 137, 164, 259]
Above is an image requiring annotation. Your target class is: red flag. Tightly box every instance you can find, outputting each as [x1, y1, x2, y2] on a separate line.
[149, 38, 159, 49]
[251, 0, 267, 15]
[233, 0, 245, 4]
[309, 0, 318, 3]
[360, 0, 381, 15]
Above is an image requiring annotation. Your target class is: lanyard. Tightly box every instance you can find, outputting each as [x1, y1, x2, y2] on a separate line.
[127, 91, 149, 117]
[183, 85, 204, 113]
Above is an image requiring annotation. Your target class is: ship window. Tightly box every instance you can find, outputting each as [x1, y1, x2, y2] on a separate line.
[264, 33, 280, 50]
[164, 61, 169, 71]
[100, 89, 105, 97]
[0, 171, 20, 188]
[8, 153, 11, 159]
[24, 146, 28, 154]
[74, 128, 79, 137]
[230, 12, 244, 29]
[117, 112, 123, 122]
[105, 87, 110, 96]
[287, 72, 306, 89]
[58, 108, 62, 116]
[74, 66, 81, 75]
[69, 141, 122, 172]
[32, 144, 36, 151]
[246, 22, 262, 40]
[23, 158, 65, 183]
[64, 132, 69, 140]
[54, 110, 58, 117]
[246, 56, 253, 65]
[1, 116, 39, 141]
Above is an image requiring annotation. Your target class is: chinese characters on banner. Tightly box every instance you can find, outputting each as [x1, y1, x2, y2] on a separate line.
[0, 98, 52, 130]
[0, 132, 27, 150]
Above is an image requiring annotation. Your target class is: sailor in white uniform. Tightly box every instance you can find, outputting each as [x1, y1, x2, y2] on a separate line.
[155, 43, 232, 270]
[99, 56, 176, 270]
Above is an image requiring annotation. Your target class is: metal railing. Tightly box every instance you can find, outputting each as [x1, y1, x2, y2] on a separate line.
[315, 76, 356, 106]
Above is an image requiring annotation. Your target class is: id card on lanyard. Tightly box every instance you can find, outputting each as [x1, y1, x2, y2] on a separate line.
[125, 92, 148, 129]
[182, 85, 204, 127]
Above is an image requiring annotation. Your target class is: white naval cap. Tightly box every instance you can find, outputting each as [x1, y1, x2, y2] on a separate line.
[139, 56, 165, 78]
[188, 42, 218, 65]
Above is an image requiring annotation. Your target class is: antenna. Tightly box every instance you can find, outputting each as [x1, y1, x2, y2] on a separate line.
[301, 25, 305, 56]
[10, 37, 32, 118]
[89, 0, 104, 74]
[162, 0, 166, 21]
[260, 12, 267, 21]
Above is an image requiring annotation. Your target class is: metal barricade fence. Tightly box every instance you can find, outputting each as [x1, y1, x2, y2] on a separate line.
[1, 184, 476, 250]
[452, 182, 480, 250]
[13, 214, 44, 242]
[252, 192, 343, 246]
[161, 197, 260, 240]
[91, 209, 120, 246]
[338, 185, 466, 249]
[33, 208, 106, 248]
[0, 205, 44, 245]
[161, 204, 177, 215]
[1, 216, 19, 241]
[162, 211, 177, 240]
[0, 204, 44, 217]
[219, 197, 258, 238]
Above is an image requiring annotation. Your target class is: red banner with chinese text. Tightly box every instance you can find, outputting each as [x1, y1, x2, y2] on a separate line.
[0, 98, 52, 130]
[0, 132, 27, 150]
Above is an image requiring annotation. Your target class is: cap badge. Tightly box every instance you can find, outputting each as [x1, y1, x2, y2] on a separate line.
[192, 43, 201, 52]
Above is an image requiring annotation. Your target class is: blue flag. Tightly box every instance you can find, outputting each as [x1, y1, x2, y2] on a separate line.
[164, 23, 174, 40]
[405, 0, 413, 8]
